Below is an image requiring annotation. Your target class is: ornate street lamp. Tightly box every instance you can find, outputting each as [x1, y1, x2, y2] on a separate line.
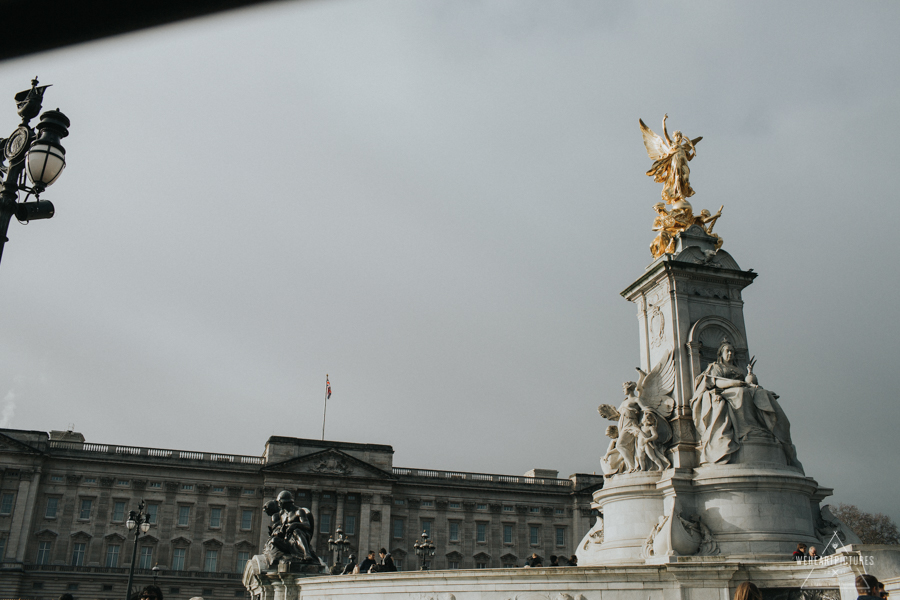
[125, 500, 152, 600]
[327, 527, 352, 571]
[0, 77, 71, 267]
[151, 564, 160, 584]
[413, 530, 436, 570]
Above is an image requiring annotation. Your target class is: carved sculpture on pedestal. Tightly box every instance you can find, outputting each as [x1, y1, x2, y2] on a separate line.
[598, 349, 676, 475]
[261, 491, 323, 571]
[690, 339, 802, 469]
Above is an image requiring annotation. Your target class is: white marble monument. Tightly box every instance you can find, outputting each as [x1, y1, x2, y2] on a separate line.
[242, 115, 899, 600]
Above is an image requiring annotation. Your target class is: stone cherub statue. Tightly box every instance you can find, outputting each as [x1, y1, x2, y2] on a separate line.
[690, 340, 802, 469]
[640, 115, 724, 258]
[636, 411, 671, 471]
[598, 349, 676, 474]
[262, 491, 323, 569]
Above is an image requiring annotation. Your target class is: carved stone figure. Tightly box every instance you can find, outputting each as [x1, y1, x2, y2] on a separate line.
[636, 412, 671, 471]
[598, 350, 676, 474]
[690, 340, 802, 468]
[815, 504, 862, 550]
[262, 491, 321, 567]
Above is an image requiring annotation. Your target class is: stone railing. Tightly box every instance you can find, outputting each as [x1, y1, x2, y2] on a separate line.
[22, 563, 243, 579]
[48, 441, 265, 465]
[392, 467, 572, 487]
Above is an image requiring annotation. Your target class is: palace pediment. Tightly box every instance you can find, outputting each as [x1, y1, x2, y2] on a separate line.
[0, 431, 44, 455]
[261, 448, 393, 480]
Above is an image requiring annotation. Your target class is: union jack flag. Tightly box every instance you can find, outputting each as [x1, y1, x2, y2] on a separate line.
[326, 375, 331, 400]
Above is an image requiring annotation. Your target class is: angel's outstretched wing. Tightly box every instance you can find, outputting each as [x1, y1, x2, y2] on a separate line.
[636, 349, 676, 417]
[598, 404, 620, 421]
[639, 119, 671, 161]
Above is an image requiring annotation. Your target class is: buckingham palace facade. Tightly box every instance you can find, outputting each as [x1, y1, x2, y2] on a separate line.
[0, 428, 603, 600]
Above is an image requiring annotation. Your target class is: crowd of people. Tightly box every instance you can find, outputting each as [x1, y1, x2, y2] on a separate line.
[339, 548, 397, 574]
[521, 553, 578, 567]
[791, 543, 821, 561]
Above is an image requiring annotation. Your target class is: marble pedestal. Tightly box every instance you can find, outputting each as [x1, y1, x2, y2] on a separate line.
[242, 546, 900, 600]
[581, 463, 826, 565]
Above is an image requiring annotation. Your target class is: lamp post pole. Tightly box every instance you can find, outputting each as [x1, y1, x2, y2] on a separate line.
[0, 77, 70, 267]
[413, 530, 436, 570]
[125, 500, 152, 600]
[326, 527, 351, 572]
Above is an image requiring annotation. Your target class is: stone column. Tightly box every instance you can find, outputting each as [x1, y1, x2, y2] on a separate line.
[335, 491, 345, 528]
[358, 493, 372, 555]
[380, 494, 392, 553]
[9, 468, 41, 562]
[309, 490, 321, 552]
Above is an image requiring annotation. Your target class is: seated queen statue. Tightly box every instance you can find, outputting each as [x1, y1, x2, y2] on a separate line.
[690, 340, 802, 469]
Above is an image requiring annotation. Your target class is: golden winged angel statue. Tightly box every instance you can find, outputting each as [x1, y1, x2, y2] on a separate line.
[639, 114, 702, 205]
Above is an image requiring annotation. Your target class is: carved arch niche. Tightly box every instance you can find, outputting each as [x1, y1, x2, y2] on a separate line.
[687, 316, 748, 381]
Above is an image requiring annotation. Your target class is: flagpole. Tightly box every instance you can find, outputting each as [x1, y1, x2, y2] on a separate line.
[322, 374, 329, 441]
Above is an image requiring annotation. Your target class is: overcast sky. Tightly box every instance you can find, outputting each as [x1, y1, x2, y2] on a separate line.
[1, 1, 898, 525]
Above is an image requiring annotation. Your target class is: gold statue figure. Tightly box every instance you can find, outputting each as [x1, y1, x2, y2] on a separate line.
[639, 114, 702, 205]
[640, 115, 724, 258]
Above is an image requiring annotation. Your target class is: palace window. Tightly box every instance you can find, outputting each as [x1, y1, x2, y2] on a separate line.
[393, 518, 404, 539]
[241, 509, 253, 530]
[421, 520, 432, 538]
[139, 546, 153, 569]
[530, 526, 540, 545]
[178, 506, 191, 526]
[106, 544, 120, 567]
[36, 541, 51, 564]
[112, 501, 126, 522]
[449, 522, 459, 542]
[319, 513, 331, 533]
[503, 524, 513, 544]
[79, 499, 92, 520]
[71, 542, 86, 566]
[0, 493, 13, 515]
[345, 515, 357, 535]
[209, 507, 222, 528]
[172, 548, 186, 571]
[236, 551, 250, 573]
[205, 549, 218, 572]
[147, 503, 159, 524]
[476, 523, 487, 543]
[45, 497, 58, 519]
[556, 527, 566, 546]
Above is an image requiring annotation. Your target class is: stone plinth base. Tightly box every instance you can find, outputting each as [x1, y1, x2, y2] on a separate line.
[582, 465, 825, 565]
[242, 547, 899, 600]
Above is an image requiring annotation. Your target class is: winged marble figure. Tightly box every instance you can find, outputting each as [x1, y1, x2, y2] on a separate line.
[599, 349, 677, 474]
